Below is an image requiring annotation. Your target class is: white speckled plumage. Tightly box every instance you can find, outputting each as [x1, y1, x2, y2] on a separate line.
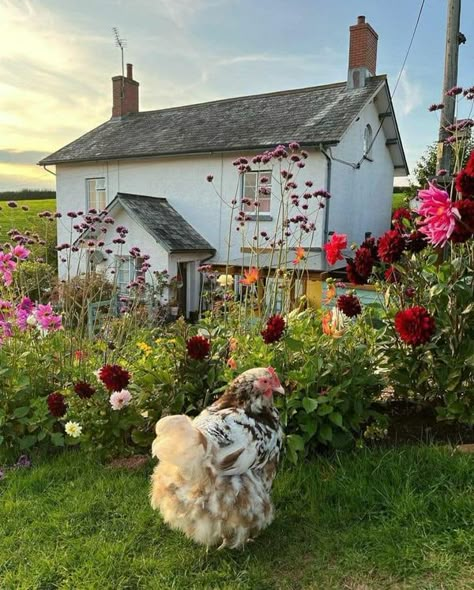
[150, 367, 284, 548]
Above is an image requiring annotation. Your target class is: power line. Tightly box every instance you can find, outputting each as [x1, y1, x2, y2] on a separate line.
[359, 0, 427, 167]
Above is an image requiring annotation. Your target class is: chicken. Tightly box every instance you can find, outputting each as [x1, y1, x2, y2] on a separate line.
[150, 367, 284, 549]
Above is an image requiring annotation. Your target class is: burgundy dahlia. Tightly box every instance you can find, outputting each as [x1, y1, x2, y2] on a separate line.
[360, 236, 379, 261]
[74, 381, 96, 399]
[394, 306, 435, 347]
[261, 314, 286, 344]
[384, 266, 401, 284]
[337, 294, 362, 318]
[346, 260, 367, 285]
[47, 392, 67, 417]
[186, 335, 210, 360]
[377, 230, 405, 263]
[451, 199, 474, 243]
[354, 247, 374, 279]
[455, 169, 474, 198]
[406, 230, 428, 253]
[98, 364, 131, 391]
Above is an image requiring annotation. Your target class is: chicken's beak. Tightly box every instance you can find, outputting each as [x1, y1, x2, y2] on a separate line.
[273, 385, 285, 395]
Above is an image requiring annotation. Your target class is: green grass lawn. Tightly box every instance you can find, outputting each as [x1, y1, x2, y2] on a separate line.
[0, 199, 56, 242]
[1, 446, 473, 590]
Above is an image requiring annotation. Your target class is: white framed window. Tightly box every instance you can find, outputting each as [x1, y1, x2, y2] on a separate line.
[115, 255, 144, 293]
[364, 124, 373, 158]
[86, 177, 106, 211]
[242, 170, 272, 213]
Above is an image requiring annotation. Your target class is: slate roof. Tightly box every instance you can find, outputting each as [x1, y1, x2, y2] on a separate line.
[40, 76, 388, 165]
[110, 193, 215, 254]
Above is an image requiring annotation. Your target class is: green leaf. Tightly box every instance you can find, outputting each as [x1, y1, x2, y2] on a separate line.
[50, 432, 65, 447]
[286, 434, 305, 452]
[302, 397, 318, 413]
[317, 404, 334, 416]
[19, 434, 37, 449]
[319, 424, 333, 442]
[329, 411, 343, 428]
[13, 406, 30, 418]
[285, 337, 304, 351]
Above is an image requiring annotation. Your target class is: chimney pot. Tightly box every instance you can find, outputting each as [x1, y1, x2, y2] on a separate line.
[357, 15, 365, 24]
[112, 64, 139, 118]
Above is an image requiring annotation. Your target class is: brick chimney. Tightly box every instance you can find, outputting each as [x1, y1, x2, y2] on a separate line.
[347, 16, 378, 89]
[112, 63, 139, 118]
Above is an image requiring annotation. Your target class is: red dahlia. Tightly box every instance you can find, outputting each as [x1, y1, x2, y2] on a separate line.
[455, 169, 474, 198]
[394, 306, 435, 346]
[346, 260, 367, 285]
[384, 266, 401, 283]
[47, 392, 67, 417]
[74, 381, 96, 399]
[337, 294, 362, 318]
[392, 207, 412, 231]
[360, 236, 379, 261]
[354, 247, 374, 278]
[451, 199, 474, 243]
[98, 364, 131, 391]
[186, 335, 210, 360]
[406, 230, 428, 253]
[261, 314, 286, 344]
[377, 230, 405, 263]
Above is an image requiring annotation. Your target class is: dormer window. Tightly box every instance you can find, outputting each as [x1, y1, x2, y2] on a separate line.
[86, 178, 106, 211]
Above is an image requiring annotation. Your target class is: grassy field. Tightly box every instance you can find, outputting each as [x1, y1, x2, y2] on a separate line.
[0, 198, 56, 243]
[1, 445, 473, 590]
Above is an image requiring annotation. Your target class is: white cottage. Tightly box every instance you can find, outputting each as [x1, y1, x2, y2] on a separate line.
[40, 15, 407, 317]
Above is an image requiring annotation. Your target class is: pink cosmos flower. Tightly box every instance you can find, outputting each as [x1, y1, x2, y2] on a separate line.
[34, 303, 62, 332]
[109, 389, 132, 410]
[0, 252, 17, 286]
[11, 245, 30, 259]
[417, 183, 460, 246]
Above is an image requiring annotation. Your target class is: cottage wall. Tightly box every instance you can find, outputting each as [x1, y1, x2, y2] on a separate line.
[326, 98, 394, 245]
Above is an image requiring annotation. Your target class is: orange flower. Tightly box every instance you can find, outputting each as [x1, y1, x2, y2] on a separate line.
[240, 267, 259, 286]
[227, 357, 237, 370]
[323, 284, 336, 304]
[322, 309, 345, 338]
[292, 247, 305, 265]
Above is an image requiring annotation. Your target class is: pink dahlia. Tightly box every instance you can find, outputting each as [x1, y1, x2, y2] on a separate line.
[417, 183, 460, 246]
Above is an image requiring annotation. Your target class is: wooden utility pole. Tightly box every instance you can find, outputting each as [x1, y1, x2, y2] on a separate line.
[436, 0, 462, 176]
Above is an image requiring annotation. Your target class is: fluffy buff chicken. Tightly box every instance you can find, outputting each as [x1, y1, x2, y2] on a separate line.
[150, 367, 284, 549]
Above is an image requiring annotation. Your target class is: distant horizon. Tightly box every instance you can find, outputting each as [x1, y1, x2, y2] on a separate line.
[1, 0, 473, 191]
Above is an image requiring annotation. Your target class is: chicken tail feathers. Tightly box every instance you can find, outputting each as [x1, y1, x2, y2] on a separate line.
[152, 415, 209, 479]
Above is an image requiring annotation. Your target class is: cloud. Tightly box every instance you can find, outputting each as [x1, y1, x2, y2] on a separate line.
[153, 0, 231, 28]
[0, 163, 55, 190]
[392, 70, 423, 116]
[0, 149, 50, 164]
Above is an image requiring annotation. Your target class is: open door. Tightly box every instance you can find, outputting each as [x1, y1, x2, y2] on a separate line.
[176, 261, 188, 317]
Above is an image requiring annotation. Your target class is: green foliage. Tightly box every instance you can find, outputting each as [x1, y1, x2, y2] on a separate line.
[373, 244, 474, 423]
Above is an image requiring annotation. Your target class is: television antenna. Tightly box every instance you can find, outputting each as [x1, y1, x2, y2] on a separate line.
[112, 27, 126, 78]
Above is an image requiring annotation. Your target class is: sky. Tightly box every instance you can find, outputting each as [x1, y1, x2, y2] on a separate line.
[1, 0, 473, 191]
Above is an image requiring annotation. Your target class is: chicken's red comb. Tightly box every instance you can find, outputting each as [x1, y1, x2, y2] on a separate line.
[266, 366, 281, 385]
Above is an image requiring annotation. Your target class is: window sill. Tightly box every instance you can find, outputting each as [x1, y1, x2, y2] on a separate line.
[245, 214, 273, 222]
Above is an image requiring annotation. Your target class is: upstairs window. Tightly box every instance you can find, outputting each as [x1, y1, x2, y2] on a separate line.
[242, 171, 272, 214]
[86, 178, 106, 211]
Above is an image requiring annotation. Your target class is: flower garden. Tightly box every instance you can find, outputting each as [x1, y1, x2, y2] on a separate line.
[1, 91, 474, 588]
